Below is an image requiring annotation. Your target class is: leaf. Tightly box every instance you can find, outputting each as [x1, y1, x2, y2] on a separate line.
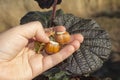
[20, 9, 63, 27]
[35, 0, 62, 9]
[54, 14, 111, 75]
[20, 9, 111, 76]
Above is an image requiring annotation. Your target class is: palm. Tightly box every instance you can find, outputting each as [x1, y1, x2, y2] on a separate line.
[8, 45, 45, 79]
[0, 22, 83, 79]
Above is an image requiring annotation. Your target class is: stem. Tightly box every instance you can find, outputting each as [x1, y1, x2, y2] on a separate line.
[50, 0, 58, 27]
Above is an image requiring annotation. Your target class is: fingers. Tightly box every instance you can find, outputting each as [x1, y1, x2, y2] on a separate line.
[29, 32, 84, 78]
[53, 26, 66, 32]
[45, 26, 66, 36]
[30, 40, 81, 78]
[42, 34, 83, 72]
[70, 33, 84, 43]
[18, 22, 66, 42]
[42, 40, 80, 72]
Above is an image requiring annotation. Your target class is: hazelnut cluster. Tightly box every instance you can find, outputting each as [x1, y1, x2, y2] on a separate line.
[35, 31, 70, 55]
[45, 31, 70, 54]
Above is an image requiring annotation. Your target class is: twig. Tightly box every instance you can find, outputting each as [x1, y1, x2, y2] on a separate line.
[50, 0, 58, 27]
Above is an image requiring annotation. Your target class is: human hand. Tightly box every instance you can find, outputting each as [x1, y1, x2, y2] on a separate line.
[0, 21, 83, 80]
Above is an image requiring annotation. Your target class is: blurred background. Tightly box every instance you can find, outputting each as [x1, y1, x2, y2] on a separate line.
[0, 0, 120, 79]
[0, 0, 120, 52]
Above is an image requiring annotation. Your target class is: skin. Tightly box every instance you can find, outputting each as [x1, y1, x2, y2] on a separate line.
[0, 21, 84, 80]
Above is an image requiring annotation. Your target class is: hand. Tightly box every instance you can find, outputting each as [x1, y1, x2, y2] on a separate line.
[0, 21, 83, 80]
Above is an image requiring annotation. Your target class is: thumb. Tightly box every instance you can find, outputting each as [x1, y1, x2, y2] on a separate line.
[0, 21, 49, 60]
[17, 21, 49, 42]
[0, 21, 49, 43]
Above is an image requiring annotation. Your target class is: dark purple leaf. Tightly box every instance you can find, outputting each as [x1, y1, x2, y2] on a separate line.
[35, 0, 62, 9]
[20, 10, 111, 76]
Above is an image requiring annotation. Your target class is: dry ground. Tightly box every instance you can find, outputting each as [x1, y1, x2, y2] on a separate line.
[0, 0, 120, 32]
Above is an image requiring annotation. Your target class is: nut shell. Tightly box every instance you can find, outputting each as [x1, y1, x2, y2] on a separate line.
[55, 31, 70, 45]
[45, 41, 60, 55]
